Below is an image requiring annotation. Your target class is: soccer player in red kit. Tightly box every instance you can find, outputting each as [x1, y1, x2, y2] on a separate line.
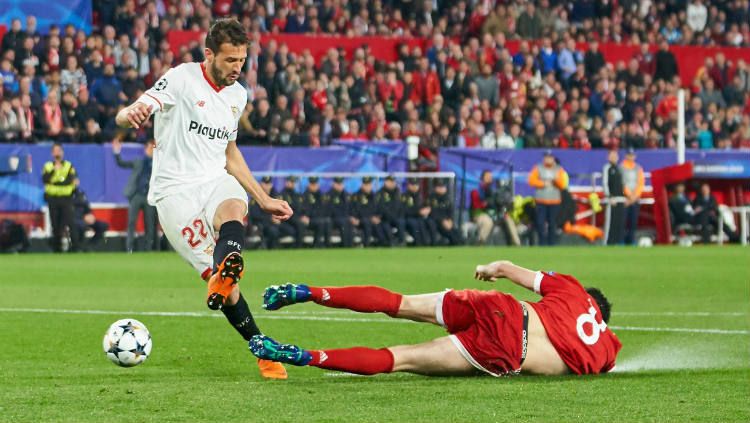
[250, 260, 621, 376]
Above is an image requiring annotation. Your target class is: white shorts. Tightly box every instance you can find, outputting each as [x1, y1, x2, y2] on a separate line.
[155, 173, 247, 279]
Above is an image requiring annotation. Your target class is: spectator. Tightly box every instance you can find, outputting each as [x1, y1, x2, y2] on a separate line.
[60, 56, 87, 96]
[474, 64, 499, 107]
[1, 19, 25, 53]
[481, 122, 515, 149]
[687, 0, 709, 33]
[516, 2, 542, 40]
[654, 40, 679, 82]
[0, 99, 20, 140]
[90, 63, 125, 112]
[41, 90, 64, 140]
[584, 41, 606, 79]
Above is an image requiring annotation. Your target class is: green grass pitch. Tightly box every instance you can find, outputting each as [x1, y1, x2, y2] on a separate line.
[1, 246, 749, 422]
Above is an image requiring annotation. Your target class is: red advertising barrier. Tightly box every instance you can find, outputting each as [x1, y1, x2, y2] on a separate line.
[0, 25, 6, 46]
[167, 31, 750, 85]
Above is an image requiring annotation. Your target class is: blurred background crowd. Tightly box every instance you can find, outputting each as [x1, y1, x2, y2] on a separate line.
[0, 0, 749, 152]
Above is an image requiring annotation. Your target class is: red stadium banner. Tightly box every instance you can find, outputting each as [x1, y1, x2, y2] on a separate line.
[166, 31, 750, 85]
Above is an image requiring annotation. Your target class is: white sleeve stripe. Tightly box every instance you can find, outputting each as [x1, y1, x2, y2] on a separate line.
[137, 94, 161, 115]
[144, 93, 163, 110]
[533, 271, 544, 294]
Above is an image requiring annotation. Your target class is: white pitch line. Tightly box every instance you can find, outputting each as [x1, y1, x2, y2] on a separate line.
[0, 307, 748, 334]
[615, 311, 747, 317]
[608, 326, 749, 335]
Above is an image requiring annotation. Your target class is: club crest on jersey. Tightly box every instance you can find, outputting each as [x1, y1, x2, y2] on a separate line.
[231, 106, 239, 117]
[188, 120, 231, 141]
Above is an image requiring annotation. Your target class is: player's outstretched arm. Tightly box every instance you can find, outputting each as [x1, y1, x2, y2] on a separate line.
[115, 102, 153, 129]
[225, 142, 293, 221]
[474, 260, 537, 291]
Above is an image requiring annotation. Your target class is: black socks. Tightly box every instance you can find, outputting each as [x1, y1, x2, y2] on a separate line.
[213, 220, 244, 273]
[214, 221, 260, 340]
[221, 294, 261, 340]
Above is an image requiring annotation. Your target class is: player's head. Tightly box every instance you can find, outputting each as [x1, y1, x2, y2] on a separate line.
[204, 19, 248, 87]
[585, 287, 612, 324]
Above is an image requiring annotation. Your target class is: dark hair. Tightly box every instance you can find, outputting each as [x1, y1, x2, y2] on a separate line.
[205, 19, 248, 53]
[585, 287, 612, 324]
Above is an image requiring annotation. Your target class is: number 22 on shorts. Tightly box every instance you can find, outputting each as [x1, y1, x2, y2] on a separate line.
[182, 219, 208, 248]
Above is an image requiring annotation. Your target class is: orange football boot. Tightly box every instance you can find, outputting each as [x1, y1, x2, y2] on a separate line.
[257, 359, 289, 380]
[206, 252, 244, 310]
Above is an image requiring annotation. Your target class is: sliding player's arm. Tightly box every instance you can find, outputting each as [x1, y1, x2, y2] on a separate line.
[225, 141, 293, 221]
[474, 260, 538, 292]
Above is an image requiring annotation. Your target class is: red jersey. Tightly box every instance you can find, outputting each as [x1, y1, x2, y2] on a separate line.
[529, 271, 622, 375]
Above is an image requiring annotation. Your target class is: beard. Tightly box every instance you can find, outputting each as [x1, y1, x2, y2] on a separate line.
[210, 62, 238, 87]
[209, 62, 228, 87]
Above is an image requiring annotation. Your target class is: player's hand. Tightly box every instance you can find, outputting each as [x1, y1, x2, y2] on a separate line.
[125, 104, 153, 129]
[474, 260, 512, 282]
[261, 198, 293, 221]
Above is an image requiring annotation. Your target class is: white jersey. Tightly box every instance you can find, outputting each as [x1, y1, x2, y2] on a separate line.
[137, 62, 247, 204]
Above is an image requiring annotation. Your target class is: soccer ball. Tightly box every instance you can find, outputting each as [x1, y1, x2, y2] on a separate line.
[102, 319, 153, 367]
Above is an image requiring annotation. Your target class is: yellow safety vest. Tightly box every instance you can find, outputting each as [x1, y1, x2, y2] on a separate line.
[43, 161, 76, 197]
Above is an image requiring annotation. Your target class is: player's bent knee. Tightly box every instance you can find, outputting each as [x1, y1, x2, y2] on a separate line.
[213, 199, 247, 229]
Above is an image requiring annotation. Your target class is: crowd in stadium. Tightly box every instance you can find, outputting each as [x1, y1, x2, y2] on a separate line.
[0, 1, 749, 151]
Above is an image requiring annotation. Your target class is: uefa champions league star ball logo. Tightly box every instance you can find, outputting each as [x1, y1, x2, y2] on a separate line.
[154, 78, 168, 91]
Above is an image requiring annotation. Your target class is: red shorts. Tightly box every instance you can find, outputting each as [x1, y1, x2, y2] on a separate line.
[439, 289, 525, 376]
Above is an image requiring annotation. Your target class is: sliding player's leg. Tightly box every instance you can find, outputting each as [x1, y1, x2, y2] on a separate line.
[263, 284, 448, 325]
[250, 335, 475, 376]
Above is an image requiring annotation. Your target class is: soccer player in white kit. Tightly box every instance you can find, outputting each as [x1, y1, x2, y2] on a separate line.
[115, 19, 293, 379]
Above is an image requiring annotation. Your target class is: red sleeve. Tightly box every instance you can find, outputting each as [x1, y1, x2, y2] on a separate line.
[534, 271, 585, 297]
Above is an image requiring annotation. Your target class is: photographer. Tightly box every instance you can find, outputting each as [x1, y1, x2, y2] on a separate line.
[487, 178, 521, 246]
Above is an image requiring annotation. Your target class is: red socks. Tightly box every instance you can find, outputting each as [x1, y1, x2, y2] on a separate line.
[308, 286, 402, 317]
[308, 347, 394, 375]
